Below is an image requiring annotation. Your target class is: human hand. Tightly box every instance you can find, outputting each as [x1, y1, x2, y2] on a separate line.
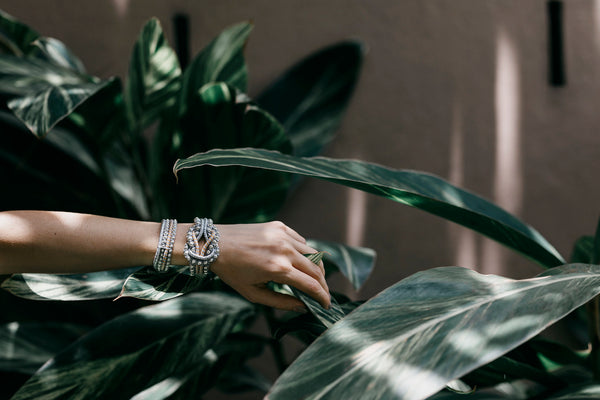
[210, 221, 330, 312]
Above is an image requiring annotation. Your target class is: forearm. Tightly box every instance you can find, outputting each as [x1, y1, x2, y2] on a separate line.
[0, 211, 190, 274]
[0, 211, 330, 310]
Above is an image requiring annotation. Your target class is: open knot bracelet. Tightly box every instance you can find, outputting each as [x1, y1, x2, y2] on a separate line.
[183, 217, 220, 277]
[153, 217, 220, 278]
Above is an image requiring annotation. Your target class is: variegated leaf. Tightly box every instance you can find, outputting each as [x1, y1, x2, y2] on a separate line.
[10, 292, 254, 400]
[308, 239, 375, 290]
[117, 265, 208, 301]
[174, 148, 564, 268]
[0, 10, 39, 56]
[177, 21, 252, 118]
[267, 264, 600, 400]
[124, 18, 181, 131]
[257, 41, 364, 157]
[0, 322, 88, 375]
[1, 268, 138, 301]
[0, 55, 110, 137]
[32, 37, 86, 74]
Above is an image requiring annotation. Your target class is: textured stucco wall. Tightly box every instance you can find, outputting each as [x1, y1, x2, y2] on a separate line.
[3, 1, 600, 300]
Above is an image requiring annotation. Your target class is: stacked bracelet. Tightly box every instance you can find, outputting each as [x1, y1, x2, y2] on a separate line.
[184, 217, 220, 277]
[153, 219, 178, 272]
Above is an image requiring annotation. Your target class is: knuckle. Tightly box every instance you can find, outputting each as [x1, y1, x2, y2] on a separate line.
[305, 280, 322, 295]
[270, 220, 286, 230]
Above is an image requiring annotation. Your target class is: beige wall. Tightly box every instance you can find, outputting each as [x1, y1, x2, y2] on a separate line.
[4, 1, 600, 298]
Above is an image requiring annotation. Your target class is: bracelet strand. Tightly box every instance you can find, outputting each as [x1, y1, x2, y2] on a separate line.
[153, 219, 177, 272]
[184, 217, 220, 277]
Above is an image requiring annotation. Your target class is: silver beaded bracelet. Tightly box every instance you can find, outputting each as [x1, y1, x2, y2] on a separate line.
[153, 219, 177, 272]
[183, 217, 220, 277]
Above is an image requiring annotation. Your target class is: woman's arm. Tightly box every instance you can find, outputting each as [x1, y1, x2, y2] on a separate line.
[0, 210, 330, 311]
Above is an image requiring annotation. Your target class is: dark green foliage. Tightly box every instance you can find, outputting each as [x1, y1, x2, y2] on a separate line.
[0, 10, 367, 399]
[3, 8, 600, 400]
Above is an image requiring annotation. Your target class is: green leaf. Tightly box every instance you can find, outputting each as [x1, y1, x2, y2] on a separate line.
[0, 109, 139, 218]
[0, 10, 39, 56]
[257, 41, 364, 157]
[570, 236, 594, 263]
[31, 37, 86, 74]
[1, 268, 138, 301]
[117, 266, 209, 301]
[178, 22, 252, 117]
[124, 18, 181, 131]
[170, 83, 292, 222]
[0, 321, 88, 374]
[267, 264, 600, 400]
[544, 383, 600, 399]
[307, 239, 375, 290]
[174, 148, 564, 268]
[10, 292, 254, 400]
[0, 55, 111, 137]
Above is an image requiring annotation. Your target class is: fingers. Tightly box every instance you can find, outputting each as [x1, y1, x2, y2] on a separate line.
[290, 251, 328, 293]
[287, 237, 326, 276]
[281, 224, 306, 244]
[278, 267, 331, 309]
[244, 286, 307, 312]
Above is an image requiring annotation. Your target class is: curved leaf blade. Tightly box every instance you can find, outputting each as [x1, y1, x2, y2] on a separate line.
[267, 264, 600, 400]
[178, 22, 252, 117]
[0, 322, 88, 375]
[1, 268, 138, 301]
[308, 239, 376, 290]
[32, 37, 86, 74]
[11, 292, 254, 400]
[257, 41, 364, 157]
[125, 18, 181, 130]
[0, 10, 39, 56]
[170, 84, 292, 222]
[0, 55, 110, 137]
[117, 265, 208, 301]
[174, 148, 564, 268]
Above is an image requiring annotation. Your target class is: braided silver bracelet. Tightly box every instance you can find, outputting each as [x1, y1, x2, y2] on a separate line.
[153, 219, 177, 272]
[184, 217, 220, 277]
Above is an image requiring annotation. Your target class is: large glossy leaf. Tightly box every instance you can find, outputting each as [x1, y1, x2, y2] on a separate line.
[308, 239, 375, 290]
[0, 55, 111, 137]
[31, 37, 86, 74]
[257, 41, 364, 157]
[117, 265, 209, 301]
[0, 321, 88, 374]
[1, 268, 139, 301]
[177, 22, 251, 117]
[174, 148, 564, 268]
[11, 292, 254, 400]
[124, 18, 181, 131]
[0, 10, 39, 56]
[570, 236, 594, 263]
[267, 264, 600, 400]
[545, 383, 600, 399]
[169, 83, 292, 222]
[0, 109, 140, 218]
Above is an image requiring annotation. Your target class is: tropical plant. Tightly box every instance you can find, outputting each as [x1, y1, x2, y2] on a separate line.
[2, 8, 600, 400]
[0, 10, 369, 399]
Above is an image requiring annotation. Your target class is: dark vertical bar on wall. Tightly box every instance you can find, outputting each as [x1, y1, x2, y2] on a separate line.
[547, 0, 566, 86]
[173, 13, 190, 70]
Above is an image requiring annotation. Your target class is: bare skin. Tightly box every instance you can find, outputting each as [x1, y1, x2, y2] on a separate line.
[0, 211, 330, 311]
